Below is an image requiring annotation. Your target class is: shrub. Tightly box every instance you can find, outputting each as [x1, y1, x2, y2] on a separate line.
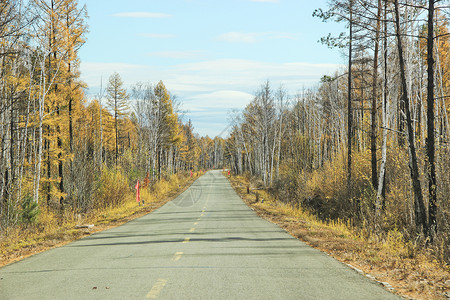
[20, 195, 40, 225]
[93, 167, 131, 209]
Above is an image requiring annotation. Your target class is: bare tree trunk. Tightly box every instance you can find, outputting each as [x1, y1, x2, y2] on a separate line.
[270, 127, 277, 184]
[347, 0, 354, 193]
[57, 108, 64, 209]
[158, 150, 161, 180]
[34, 59, 46, 204]
[115, 99, 118, 166]
[46, 124, 51, 206]
[426, 0, 437, 237]
[99, 79, 103, 169]
[377, 0, 389, 213]
[276, 87, 285, 180]
[394, 0, 428, 235]
[371, 0, 382, 191]
[18, 64, 34, 203]
[8, 89, 15, 208]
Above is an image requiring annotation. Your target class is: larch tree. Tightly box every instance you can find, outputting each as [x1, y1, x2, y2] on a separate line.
[31, 0, 68, 207]
[60, 0, 87, 155]
[56, 0, 88, 209]
[153, 80, 178, 179]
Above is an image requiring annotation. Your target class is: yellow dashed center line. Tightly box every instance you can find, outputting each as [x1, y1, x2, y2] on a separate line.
[172, 252, 183, 261]
[146, 279, 168, 298]
[200, 213, 205, 217]
[182, 237, 190, 243]
[189, 228, 195, 232]
[194, 222, 198, 225]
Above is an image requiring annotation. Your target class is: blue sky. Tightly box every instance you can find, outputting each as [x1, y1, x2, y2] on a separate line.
[79, 0, 346, 137]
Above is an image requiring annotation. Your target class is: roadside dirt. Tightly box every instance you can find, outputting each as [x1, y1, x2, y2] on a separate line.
[0, 177, 196, 268]
[228, 175, 450, 300]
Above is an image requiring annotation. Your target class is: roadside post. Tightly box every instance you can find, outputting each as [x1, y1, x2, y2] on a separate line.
[135, 180, 141, 206]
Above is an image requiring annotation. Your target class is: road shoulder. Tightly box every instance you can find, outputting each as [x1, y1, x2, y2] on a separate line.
[226, 174, 450, 300]
[0, 175, 198, 268]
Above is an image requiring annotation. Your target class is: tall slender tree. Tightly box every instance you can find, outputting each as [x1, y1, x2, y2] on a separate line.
[393, 0, 428, 235]
[106, 72, 129, 165]
[426, 0, 437, 237]
[370, 0, 382, 192]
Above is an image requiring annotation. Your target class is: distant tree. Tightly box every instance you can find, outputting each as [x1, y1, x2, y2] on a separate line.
[153, 81, 179, 178]
[132, 80, 179, 178]
[106, 72, 129, 165]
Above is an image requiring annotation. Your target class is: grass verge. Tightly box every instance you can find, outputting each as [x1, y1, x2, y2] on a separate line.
[228, 174, 450, 300]
[0, 173, 198, 268]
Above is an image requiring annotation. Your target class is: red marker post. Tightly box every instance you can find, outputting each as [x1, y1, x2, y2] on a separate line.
[135, 180, 141, 205]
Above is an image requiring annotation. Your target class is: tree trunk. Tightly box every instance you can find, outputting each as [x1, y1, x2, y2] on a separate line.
[347, 0, 353, 193]
[394, 0, 428, 235]
[426, 0, 437, 237]
[377, 0, 389, 213]
[98, 78, 104, 170]
[34, 60, 46, 204]
[115, 99, 118, 166]
[9, 92, 15, 205]
[68, 62, 73, 154]
[158, 150, 161, 180]
[371, 0, 382, 191]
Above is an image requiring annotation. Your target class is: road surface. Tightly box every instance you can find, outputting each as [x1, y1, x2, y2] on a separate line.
[0, 170, 399, 299]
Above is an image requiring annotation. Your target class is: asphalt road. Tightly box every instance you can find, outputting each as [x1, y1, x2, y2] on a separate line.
[0, 170, 400, 299]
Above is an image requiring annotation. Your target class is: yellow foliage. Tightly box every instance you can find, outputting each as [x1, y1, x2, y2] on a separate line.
[1, 172, 193, 266]
[93, 167, 131, 209]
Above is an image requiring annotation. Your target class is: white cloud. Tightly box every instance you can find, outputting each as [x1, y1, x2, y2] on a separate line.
[138, 33, 175, 39]
[168, 59, 339, 93]
[185, 90, 254, 112]
[146, 51, 206, 60]
[112, 12, 172, 18]
[81, 59, 341, 95]
[216, 31, 298, 43]
[80, 59, 342, 136]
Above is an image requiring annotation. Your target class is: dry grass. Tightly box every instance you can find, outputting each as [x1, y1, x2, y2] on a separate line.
[0, 173, 197, 268]
[228, 174, 450, 300]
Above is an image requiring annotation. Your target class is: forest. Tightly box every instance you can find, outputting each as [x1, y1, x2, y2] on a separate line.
[225, 0, 449, 265]
[0, 0, 449, 269]
[0, 0, 224, 240]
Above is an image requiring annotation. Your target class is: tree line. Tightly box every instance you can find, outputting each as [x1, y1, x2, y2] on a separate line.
[0, 0, 225, 234]
[226, 0, 449, 264]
